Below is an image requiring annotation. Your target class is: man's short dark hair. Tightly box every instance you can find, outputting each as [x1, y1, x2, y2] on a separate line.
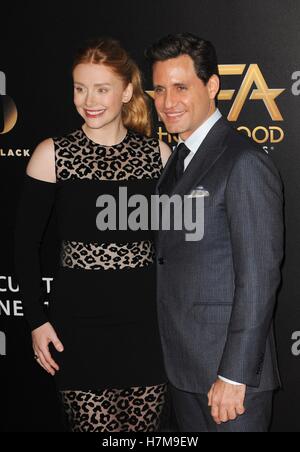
[145, 33, 219, 85]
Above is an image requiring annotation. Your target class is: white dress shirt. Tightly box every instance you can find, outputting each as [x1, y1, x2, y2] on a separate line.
[180, 109, 243, 387]
[179, 108, 222, 170]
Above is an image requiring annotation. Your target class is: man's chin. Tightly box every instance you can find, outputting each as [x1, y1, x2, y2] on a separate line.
[163, 123, 187, 135]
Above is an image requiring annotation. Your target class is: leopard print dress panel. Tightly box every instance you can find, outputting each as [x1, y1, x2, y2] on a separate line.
[56, 128, 161, 271]
[53, 128, 167, 432]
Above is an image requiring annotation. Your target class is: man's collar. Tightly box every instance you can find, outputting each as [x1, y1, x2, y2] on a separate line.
[179, 109, 222, 153]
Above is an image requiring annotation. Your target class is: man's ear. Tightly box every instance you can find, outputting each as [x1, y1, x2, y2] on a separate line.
[123, 83, 134, 104]
[207, 75, 220, 101]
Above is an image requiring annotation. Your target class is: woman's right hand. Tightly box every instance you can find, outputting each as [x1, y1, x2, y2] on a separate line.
[32, 322, 64, 376]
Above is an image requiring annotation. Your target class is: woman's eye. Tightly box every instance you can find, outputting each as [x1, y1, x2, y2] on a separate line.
[74, 87, 83, 92]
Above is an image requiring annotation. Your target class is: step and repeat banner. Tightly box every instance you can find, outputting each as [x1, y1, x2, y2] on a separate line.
[1, 0, 299, 432]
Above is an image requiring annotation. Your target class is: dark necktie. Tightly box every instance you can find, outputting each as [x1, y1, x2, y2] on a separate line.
[175, 142, 191, 182]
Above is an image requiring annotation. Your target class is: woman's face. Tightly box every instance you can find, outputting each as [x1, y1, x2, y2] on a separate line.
[73, 63, 133, 130]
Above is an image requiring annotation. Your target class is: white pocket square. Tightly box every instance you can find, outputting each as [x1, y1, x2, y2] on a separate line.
[187, 186, 210, 198]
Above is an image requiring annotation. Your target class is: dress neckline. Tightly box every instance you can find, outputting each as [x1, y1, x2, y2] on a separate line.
[80, 127, 130, 147]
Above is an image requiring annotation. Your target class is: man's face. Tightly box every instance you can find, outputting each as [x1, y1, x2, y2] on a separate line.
[153, 54, 219, 140]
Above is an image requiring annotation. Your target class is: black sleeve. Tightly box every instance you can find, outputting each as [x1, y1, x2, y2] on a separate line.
[14, 174, 57, 331]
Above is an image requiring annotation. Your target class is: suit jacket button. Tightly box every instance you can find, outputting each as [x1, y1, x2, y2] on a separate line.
[158, 258, 165, 265]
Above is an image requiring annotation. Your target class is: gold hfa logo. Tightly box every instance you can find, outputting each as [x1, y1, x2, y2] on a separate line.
[219, 64, 284, 121]
[0, 71, 18, 134]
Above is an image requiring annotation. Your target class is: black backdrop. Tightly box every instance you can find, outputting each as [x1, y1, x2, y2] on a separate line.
[1, 0, 300, 432]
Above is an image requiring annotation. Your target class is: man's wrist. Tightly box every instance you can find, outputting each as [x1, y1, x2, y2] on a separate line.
[218, 375, 244, 386]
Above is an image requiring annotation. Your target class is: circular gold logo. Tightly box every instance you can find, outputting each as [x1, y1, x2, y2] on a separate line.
[0, 95, 18, 134]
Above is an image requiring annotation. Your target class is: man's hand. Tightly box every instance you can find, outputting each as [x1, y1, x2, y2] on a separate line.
[208, 379, 246, 424]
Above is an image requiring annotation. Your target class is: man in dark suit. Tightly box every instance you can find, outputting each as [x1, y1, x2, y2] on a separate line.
[146, 33, 284, 432]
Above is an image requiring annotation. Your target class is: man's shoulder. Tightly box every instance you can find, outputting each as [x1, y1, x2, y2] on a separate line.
[215, 119, 282, 185]
[222, 120, 260, 152]
[217, 121, 282, 191]
[221, 119, 270, 164]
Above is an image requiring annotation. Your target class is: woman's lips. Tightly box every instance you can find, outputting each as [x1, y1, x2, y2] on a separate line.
[84, 109, 106, 118]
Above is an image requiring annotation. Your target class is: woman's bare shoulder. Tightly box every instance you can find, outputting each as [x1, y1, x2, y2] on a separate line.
[26, 138, 56, 183]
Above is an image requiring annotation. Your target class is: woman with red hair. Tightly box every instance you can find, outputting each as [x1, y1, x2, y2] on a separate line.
[14, 38, 171, 432]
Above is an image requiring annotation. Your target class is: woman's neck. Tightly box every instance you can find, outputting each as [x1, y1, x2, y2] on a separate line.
[82, 121, 127, 146]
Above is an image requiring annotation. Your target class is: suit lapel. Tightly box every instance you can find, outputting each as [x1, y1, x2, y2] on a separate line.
[158, 118, 230, 198]
[157, 118, 231, 247]
[156, 141, 179, 196]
